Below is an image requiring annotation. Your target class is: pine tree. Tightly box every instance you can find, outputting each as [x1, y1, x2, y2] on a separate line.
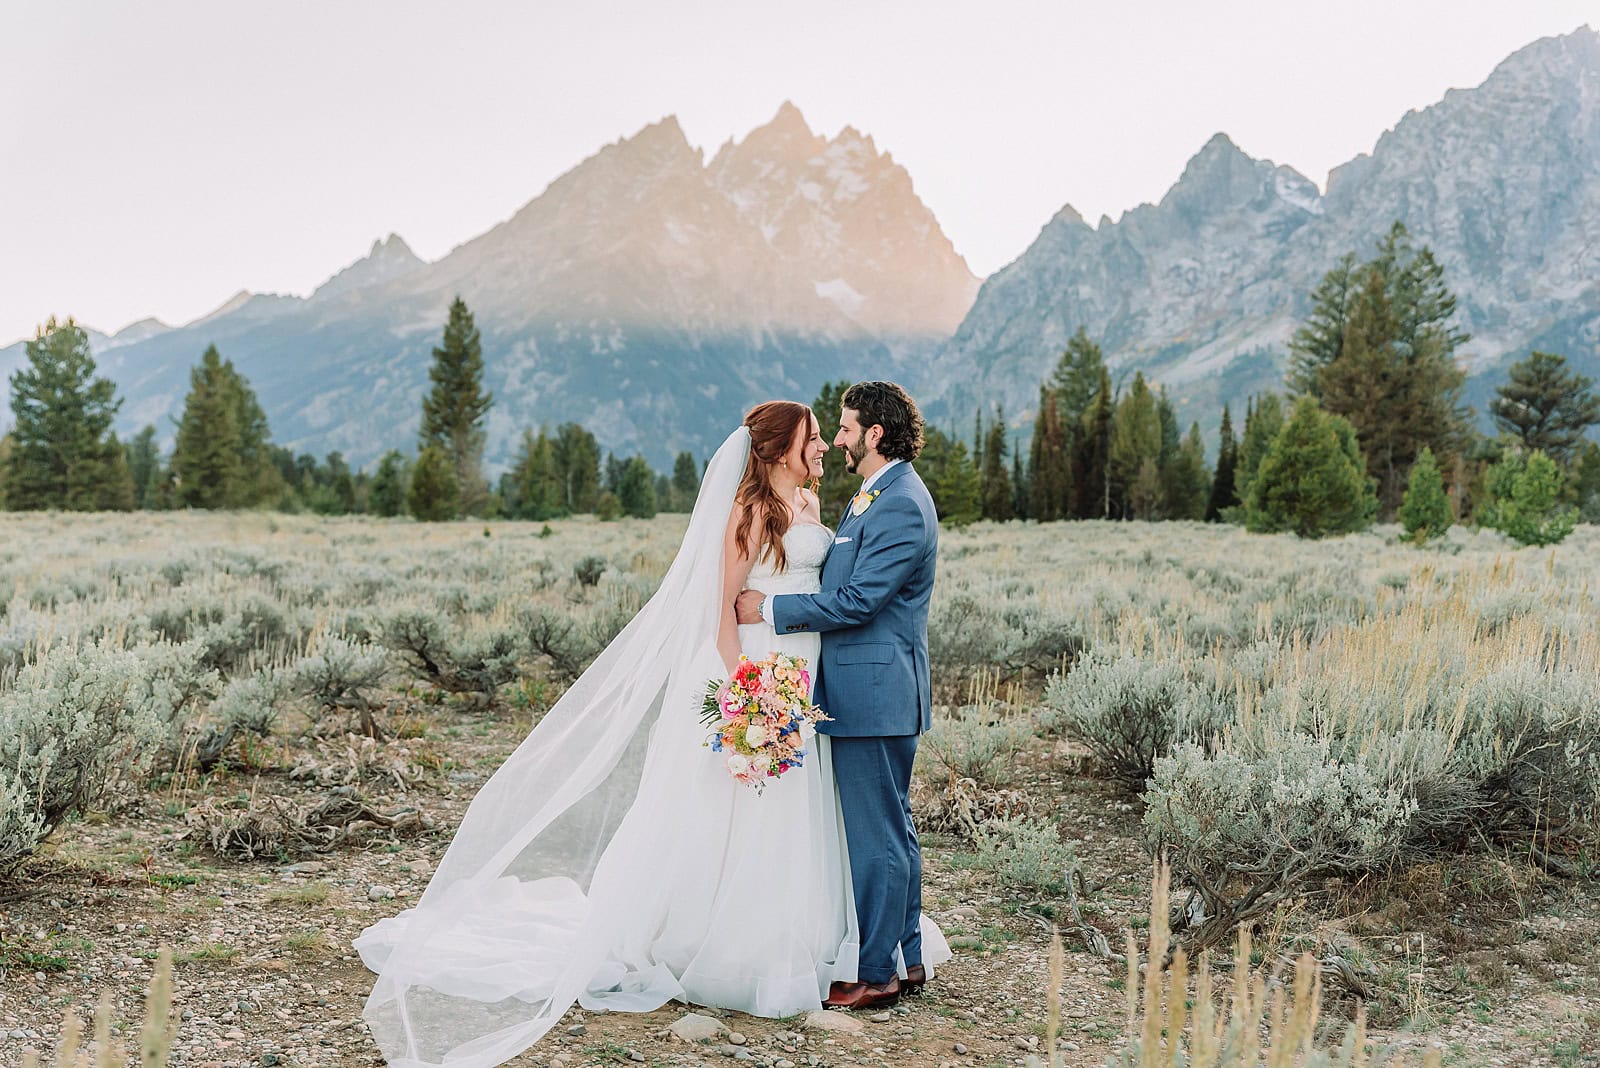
[1481, 449, 1576, 546]
[1298, 223, 1472, 516]
[1051, 326, 1106, 427]
[1153, 388, 1183, 520]
[1575, 442, 1600, 523]
[810, 380, 854, 522]
[506, 429, 564, 520]
[618, 456, 657, 518]
[604, 453, 625, 496]
[596, 492, 623, 521]
[1245, 398, 1377, 538]
[125, 425, 161, 510]
[1110, 373, 1161, 519]
[671, 451, 701, 511]
[369, 451, 408, 517]
[979, 405, 1013, 520]
[1074, 367, 1113, 519]
[1163, 423, 1210, 521]
[5, 317, 127, 511]
[1286, 252, 1358, 395]
[1489, 351, 1600, 466]
[922, 427, 982, 527]
[1205, 405, 1238, 521]
[407, 445, 460, 521]
[1029, 388, 1070, 521]
[553, 423, 602, 513]
[173, 346, 245, 508]
[419, 296, 493, 515]
[1233, 393, 1285, 508]
[0, 434, 11, 509]
[100, 432, 136, 511]
[1010, 449, 1029, 519]
[1398, 447, 1452, 543]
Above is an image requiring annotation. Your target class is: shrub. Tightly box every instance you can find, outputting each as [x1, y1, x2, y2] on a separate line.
[573, 555, 608, 587]
[290, 636, 391, 737]
[0, 642, 172, 872]
[920, 705, 1034, 788]
[1041, 653, 1229, 788]
[407, 445, 460, 521]
[971, 815, 1079, 896]
[1398, 446, 1452, 543]
[1480, 449, 1576, 546]
[209, 664, 293, 736]
[929, 594, 1083, 682]
[1245, 398, 1377, 538]
[1143, 736, 1415, 954]
[380, 606, 523, 704]
[518, 605, 596, 681]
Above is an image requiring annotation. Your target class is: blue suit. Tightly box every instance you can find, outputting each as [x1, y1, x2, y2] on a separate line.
[771, 461, 937, 984]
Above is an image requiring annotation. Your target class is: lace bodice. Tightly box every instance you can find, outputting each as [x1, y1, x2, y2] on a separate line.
[744, 523, 834, 596]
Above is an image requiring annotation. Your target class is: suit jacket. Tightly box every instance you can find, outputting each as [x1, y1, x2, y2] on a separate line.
[771, 462, 937, 737]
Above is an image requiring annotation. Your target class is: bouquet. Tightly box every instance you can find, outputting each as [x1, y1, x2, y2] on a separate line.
[701, 652, 829, 792]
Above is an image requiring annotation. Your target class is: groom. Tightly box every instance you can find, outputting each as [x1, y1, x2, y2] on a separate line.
[736, 381, 937, 1010]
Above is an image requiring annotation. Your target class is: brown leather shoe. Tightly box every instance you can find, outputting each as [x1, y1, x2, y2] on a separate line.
[824, 977, 901, 1010]
[902, 964, 927, 994]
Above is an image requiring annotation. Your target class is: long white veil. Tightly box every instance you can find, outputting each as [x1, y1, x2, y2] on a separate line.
[356, 427, 753, 1068]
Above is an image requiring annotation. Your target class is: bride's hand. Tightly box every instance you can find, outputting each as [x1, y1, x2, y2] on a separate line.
[734, 590, 765, 625]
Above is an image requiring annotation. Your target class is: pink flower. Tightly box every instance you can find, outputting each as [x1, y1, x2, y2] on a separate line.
[717, 683, 743, 720]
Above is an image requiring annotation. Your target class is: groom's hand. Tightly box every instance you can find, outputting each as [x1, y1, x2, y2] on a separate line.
[734, 590, 765, 625]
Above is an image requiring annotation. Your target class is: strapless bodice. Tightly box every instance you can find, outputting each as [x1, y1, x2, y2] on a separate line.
[744, 523, 834, 596]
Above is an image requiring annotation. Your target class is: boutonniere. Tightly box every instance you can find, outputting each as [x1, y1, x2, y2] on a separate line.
[850, 489, 882, 517]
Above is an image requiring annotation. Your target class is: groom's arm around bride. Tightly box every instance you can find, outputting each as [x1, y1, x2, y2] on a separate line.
[735, 381, 942, 1006]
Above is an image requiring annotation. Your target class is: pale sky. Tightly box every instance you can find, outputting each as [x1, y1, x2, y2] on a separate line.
[2, 0, 1593, 346]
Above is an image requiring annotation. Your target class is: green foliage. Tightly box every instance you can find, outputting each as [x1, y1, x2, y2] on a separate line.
[172, 345, 280, 509]
[1041, 652, 1229, 787]
[1398, 446, 1452, 543]
[595, 491, 622, 521]
[1109, 372, 1161, 519]
[0, 641, 173, 871]
[978, 405, 1013, 521]
[971, 816, 1078, 896]
[1480, 449, 1576, 547]
[1072, 366, 1113, 519]
[1575, 441, 1600, 523]
[928, 595, 1085, 681]
[670, 451, 701, 512]
[1230, 393, 1284, 514]
[1244, 398, 1377, 538]
[126, 426, 164, 510]
[1489, 350, 1600, 465]
[5, 317, 129, 511]
[1028, 387, 1071, 521]
[1292, 222, 1472, 515]
[504, 429, 566, 520]
[1204, 404, 1238, 521]
[407, 445, 460, 521]
[368, 451, 408, 518]
[1160, 422, 1210, 521]
[553, 423, 603, 514]
[1144, 735, 1415, 948]
[419, 296, 493, 515]
[920, 706, 1033, 788]
[921, 427, 982, 527]
[617, 456, 657, 518]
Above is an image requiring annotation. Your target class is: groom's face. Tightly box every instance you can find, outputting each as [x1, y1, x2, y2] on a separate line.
[835, 408, 878, 475]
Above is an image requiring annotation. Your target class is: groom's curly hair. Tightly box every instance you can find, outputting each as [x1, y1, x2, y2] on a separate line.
[842, 381, 925, 462]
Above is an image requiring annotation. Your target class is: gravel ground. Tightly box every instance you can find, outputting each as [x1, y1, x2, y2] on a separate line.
[1, 714, 1596, 1067]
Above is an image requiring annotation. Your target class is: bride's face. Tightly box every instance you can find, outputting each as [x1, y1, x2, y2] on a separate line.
[785, 414, 828, 483]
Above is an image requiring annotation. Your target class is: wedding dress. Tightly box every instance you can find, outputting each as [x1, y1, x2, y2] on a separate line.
[356, 428, 945, 1068]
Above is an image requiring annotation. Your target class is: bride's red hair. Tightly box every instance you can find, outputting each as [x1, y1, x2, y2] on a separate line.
[735, 401, 816, 573]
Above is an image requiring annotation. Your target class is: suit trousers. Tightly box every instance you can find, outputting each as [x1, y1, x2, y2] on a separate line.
[829, 733, 922, 985]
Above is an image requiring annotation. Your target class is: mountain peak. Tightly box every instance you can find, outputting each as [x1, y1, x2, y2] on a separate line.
[313, 233, 425, 301]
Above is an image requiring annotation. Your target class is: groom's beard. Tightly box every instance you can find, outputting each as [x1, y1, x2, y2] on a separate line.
[843, 433, 868, 474]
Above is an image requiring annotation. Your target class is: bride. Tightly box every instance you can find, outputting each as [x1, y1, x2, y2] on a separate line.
[356, 400, 947, 1068]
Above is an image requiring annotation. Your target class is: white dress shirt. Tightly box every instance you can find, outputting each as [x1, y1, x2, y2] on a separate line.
[758, 458, 903, 624]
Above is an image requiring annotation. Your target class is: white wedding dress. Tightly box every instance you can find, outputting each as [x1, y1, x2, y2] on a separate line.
[356, 428, 946, 1068]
